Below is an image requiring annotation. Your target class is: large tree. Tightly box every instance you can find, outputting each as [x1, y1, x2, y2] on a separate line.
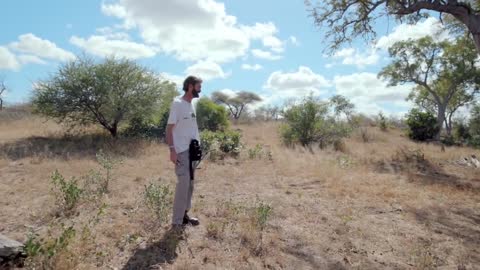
[0, 78, 6, 111]
[408, 80, 477, 136]
[306, 0, 480, 53]
[379, 36, 480, 139]
[211, 91, 262, 119]
[32, 56, 170, 138]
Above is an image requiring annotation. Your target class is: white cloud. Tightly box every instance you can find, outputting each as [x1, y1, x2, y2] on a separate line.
[262, 36, 284, 53]
[0, 47, 20, 71]
[100, 0, 283, 63]
[9, 33, 75, 62]
[334, 48, 379, 68]
[95, 27, 131, 40]
[216, 88, 238, 98]
[185, 60, 229, 81]
[334, 72, 413, 115]
[18, 55, 47, 65]
[252, 49, 282, 60]
[264, 66, 331, 97]
[289, 36, 299, 46]
[159, 72, 184, 87]
[241, 63, 262, 71]
[241, 22, 277, 40]
[70, 35, 157, 59]
[376, 17, 450, 50]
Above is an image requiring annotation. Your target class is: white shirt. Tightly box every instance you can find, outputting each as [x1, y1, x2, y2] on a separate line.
[167, 97, 200, 153]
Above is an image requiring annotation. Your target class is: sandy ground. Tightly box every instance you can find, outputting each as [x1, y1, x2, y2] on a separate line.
[1, 115, 479, 269]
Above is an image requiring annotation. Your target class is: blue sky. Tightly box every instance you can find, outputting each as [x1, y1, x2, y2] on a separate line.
[0, 0, 450, 117]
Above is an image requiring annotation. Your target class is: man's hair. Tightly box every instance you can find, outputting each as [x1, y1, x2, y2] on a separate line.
[183, 75, 202, 92]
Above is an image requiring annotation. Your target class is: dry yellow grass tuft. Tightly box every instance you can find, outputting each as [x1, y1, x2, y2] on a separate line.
[1, 116, 479, 269]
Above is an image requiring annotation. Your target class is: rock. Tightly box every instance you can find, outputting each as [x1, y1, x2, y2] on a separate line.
[456, 155, 480, 168]
[0, 234, 24, 259]
[471, 155, 480, 168]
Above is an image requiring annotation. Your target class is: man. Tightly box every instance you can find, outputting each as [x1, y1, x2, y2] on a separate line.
[166, 75, 202, 229]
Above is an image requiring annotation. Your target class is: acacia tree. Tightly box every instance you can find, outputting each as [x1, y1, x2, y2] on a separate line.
[32, 56, 169, 138]
[211, 91, 262, 119]
[379, 36, 480, 139]
[306, 0, 480, 53]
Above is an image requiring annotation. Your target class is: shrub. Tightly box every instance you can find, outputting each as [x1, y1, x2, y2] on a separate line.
[468, 105, 480, 148]
[454, 121, 470, 143]
[254, 201, 273, 232]
[51, 170, 83, 213]
[405, 108, 438, 141]
[280, 95, 355, 148]
[143, 181, 173, 224]
[196, 97, 230, 132]
[24, 225, 76, 269]
[200, 130, 243, 160]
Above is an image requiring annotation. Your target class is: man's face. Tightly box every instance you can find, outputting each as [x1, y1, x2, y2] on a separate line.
[192, 82, 202, 98]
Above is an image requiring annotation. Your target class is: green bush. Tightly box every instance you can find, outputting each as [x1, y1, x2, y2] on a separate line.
[454, 121, 470, 143]
[405, 108, 439, 141]
[468, 105, 480, 148]
[254, 201, 273, 232]
[280, 95, 354, 147]
[196, 97, 230, 132]
[24, 225, 76, 268]
[200, 129, 243, 160]
[143, 181, 173, 225]
[51, 170, 83, 213]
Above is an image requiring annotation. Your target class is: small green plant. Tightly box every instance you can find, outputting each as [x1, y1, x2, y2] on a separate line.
[24, 231, 42, 257]
[254, 200, 273, 231]
[144, 181, 173, 224]
[248, 144, 264, 159]
[95, 150, 121, 193]
[206, 221, 227, 240]
[24, 225, 77, 268]
[51, 170, 83, 212]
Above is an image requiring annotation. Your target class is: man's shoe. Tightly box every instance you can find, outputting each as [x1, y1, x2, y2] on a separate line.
[183, 213, 200, 226]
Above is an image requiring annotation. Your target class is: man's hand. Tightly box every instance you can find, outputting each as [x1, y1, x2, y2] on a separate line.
[170, 149, 177, 165]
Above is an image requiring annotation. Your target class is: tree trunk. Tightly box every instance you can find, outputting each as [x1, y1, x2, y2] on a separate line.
[445, 112, 454, 137]
[472, 32, 480, 54]
[0, 98, 2, 111]
[108, 127, 117, 138]
[109, 122, 118, 138]
[435, 105, 446, 140]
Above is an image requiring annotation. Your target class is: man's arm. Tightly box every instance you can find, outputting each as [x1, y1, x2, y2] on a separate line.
[166, 124, 177, 164]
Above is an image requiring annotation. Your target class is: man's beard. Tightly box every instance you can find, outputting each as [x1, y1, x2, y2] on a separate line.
[193, 90, 200, 98]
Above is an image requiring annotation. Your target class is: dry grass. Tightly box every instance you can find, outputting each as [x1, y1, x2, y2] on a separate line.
[1, 118, 479, 269]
